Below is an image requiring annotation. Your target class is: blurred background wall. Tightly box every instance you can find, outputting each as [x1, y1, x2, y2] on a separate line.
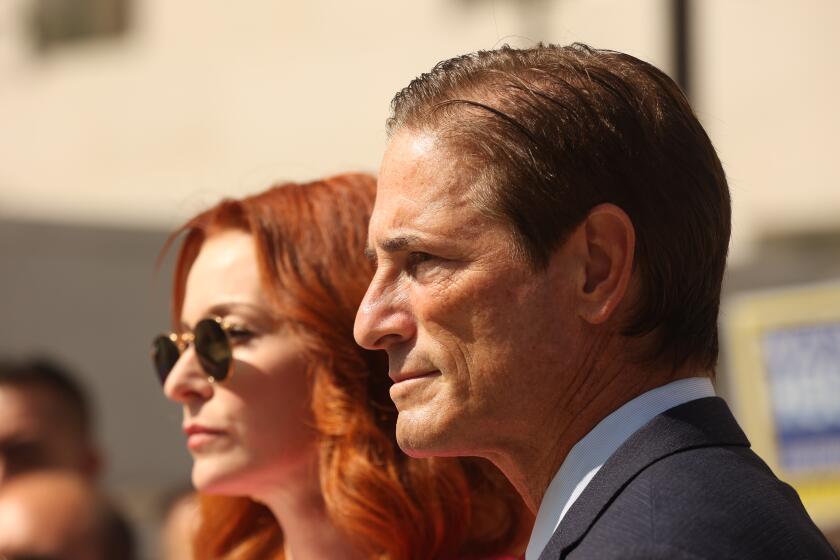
[1, 0, 838, 556]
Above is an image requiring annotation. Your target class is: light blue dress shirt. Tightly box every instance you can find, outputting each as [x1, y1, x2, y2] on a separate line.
[525, 377, 717, 560]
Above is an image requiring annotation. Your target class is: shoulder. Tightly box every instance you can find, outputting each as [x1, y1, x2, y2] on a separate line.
[579, 445, 836, 559]
[569, 542, 713, 559]
[643, 444, 800, 511]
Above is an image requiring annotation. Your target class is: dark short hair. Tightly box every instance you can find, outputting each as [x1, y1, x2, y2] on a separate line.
[387, 43, 731, 371]
[0, 358, 92, 436]
[102, 500, 138, 560]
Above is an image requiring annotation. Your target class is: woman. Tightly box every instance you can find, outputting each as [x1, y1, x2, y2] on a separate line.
[153, 173, 530, 559]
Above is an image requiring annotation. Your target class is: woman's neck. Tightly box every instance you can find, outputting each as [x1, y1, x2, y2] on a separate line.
[252, 458, 364, 560]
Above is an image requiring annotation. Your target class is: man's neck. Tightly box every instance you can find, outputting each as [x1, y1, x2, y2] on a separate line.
[488, 358, 707, 513]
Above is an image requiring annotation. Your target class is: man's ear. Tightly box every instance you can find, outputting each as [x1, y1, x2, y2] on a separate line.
[574, 203, 636, 325]
[82, 444, 103, 480]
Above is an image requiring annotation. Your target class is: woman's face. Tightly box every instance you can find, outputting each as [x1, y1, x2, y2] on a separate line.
[163, 229, 319, 496]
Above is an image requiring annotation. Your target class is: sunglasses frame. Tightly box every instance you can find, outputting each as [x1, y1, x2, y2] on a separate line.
[152, 316, 235, 385]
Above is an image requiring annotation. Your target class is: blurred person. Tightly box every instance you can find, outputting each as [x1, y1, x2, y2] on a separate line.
[154, 173, 531, 559]
[0, 470, 135, 560]
[0, 359, 136, 559]
[158, 485, 198, 560]
[0, 359, 100, 484]
[354, 44, 837, 559]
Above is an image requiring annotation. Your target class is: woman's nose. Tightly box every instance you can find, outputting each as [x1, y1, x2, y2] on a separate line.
[163, 346, 213, 404]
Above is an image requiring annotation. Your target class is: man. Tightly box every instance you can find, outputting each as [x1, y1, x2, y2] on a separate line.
[0, 359, 136, 559]
[0, 359, 100, 484]
[354, 44, 836, 559]
[0, 471, 135, 560]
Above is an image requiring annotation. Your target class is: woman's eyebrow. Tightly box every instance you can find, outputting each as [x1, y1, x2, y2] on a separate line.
[180, 302, 269, 329]
[205, 302, 258, 316]
[208, 302, 281, 326]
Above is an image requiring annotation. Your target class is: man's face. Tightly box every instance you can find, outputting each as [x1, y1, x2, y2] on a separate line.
[0, 386, 93, 485]
[354, 130, 583, 458]
[0, 472, 103, 560]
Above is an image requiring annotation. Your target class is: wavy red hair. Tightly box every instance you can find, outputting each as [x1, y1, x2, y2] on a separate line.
[164, 173, 530, 559]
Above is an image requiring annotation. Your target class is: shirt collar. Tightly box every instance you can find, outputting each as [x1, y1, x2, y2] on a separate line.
[525, 377, 716, 560]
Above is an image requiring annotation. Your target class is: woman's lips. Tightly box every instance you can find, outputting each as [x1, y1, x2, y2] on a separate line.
[183, 424, 227, 451]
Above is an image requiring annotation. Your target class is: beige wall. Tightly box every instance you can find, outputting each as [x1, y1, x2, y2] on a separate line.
[0, 0, 837, 254]
[696, 0, 840, 261]
[0, 0, 665, 225]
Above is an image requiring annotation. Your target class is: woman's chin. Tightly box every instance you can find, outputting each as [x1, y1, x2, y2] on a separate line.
[190, 447, 320, 497]
[191, 458, 250, 496]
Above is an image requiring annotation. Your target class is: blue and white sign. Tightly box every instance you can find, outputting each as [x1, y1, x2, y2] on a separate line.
[762, 323, 840, 472]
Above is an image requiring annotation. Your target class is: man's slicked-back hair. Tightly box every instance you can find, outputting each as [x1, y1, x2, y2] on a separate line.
[0, 358, 92, 436]
[387, 43, 731, 371]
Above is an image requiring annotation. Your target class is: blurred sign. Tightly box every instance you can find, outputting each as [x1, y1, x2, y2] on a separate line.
[724, 282, 840, 526]
[763, 323, 840, 472]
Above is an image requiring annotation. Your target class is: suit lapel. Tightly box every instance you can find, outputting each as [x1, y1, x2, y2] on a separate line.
[538, 397, 750, 560]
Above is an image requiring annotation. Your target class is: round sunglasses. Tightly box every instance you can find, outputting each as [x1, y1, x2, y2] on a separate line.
[151, 317, 234, 385]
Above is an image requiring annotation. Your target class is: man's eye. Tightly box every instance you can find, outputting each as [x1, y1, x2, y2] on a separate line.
[364, 248, 378, 267]
[2, 441, 47, 475]
[406, 252, 436, 275]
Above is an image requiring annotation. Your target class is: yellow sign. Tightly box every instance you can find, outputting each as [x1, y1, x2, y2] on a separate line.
[723, 281, 840, 526]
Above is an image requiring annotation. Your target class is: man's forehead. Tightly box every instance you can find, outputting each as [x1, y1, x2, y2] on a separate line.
[379, 130, 437, 173]
[0, 386, 39, 414]
[0, 386, 72, 430]
[374, 130, 480, 231]
[0, 388, 45, 439]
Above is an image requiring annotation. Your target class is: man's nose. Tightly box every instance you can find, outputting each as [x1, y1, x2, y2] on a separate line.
[354, 278, 416, 351]
[163, 346, 213, 404]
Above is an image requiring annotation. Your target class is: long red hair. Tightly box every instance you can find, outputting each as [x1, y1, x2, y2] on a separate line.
[165, 173, 530, 559]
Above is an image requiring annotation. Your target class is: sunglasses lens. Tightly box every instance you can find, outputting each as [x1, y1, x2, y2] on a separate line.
[152, 335, 180, 385]
[194, 319, 232, 381]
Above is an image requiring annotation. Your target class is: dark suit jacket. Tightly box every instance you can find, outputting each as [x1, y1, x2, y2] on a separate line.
[537, 397, 837, 560]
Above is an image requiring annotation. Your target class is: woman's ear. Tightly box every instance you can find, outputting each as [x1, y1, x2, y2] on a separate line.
[575, 203, 636, 325]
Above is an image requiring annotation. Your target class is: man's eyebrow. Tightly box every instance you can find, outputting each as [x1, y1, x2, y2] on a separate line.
[364, 235, 422, 262]
[379, 235, 420, 253]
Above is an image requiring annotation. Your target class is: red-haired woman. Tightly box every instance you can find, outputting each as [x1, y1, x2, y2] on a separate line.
[152, 173, 531, 559]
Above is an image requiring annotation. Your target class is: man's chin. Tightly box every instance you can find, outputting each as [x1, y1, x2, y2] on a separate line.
[395, 409, 463, 458]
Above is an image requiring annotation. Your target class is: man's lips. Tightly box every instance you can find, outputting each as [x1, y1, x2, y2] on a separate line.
[389, 370, 440, 383]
